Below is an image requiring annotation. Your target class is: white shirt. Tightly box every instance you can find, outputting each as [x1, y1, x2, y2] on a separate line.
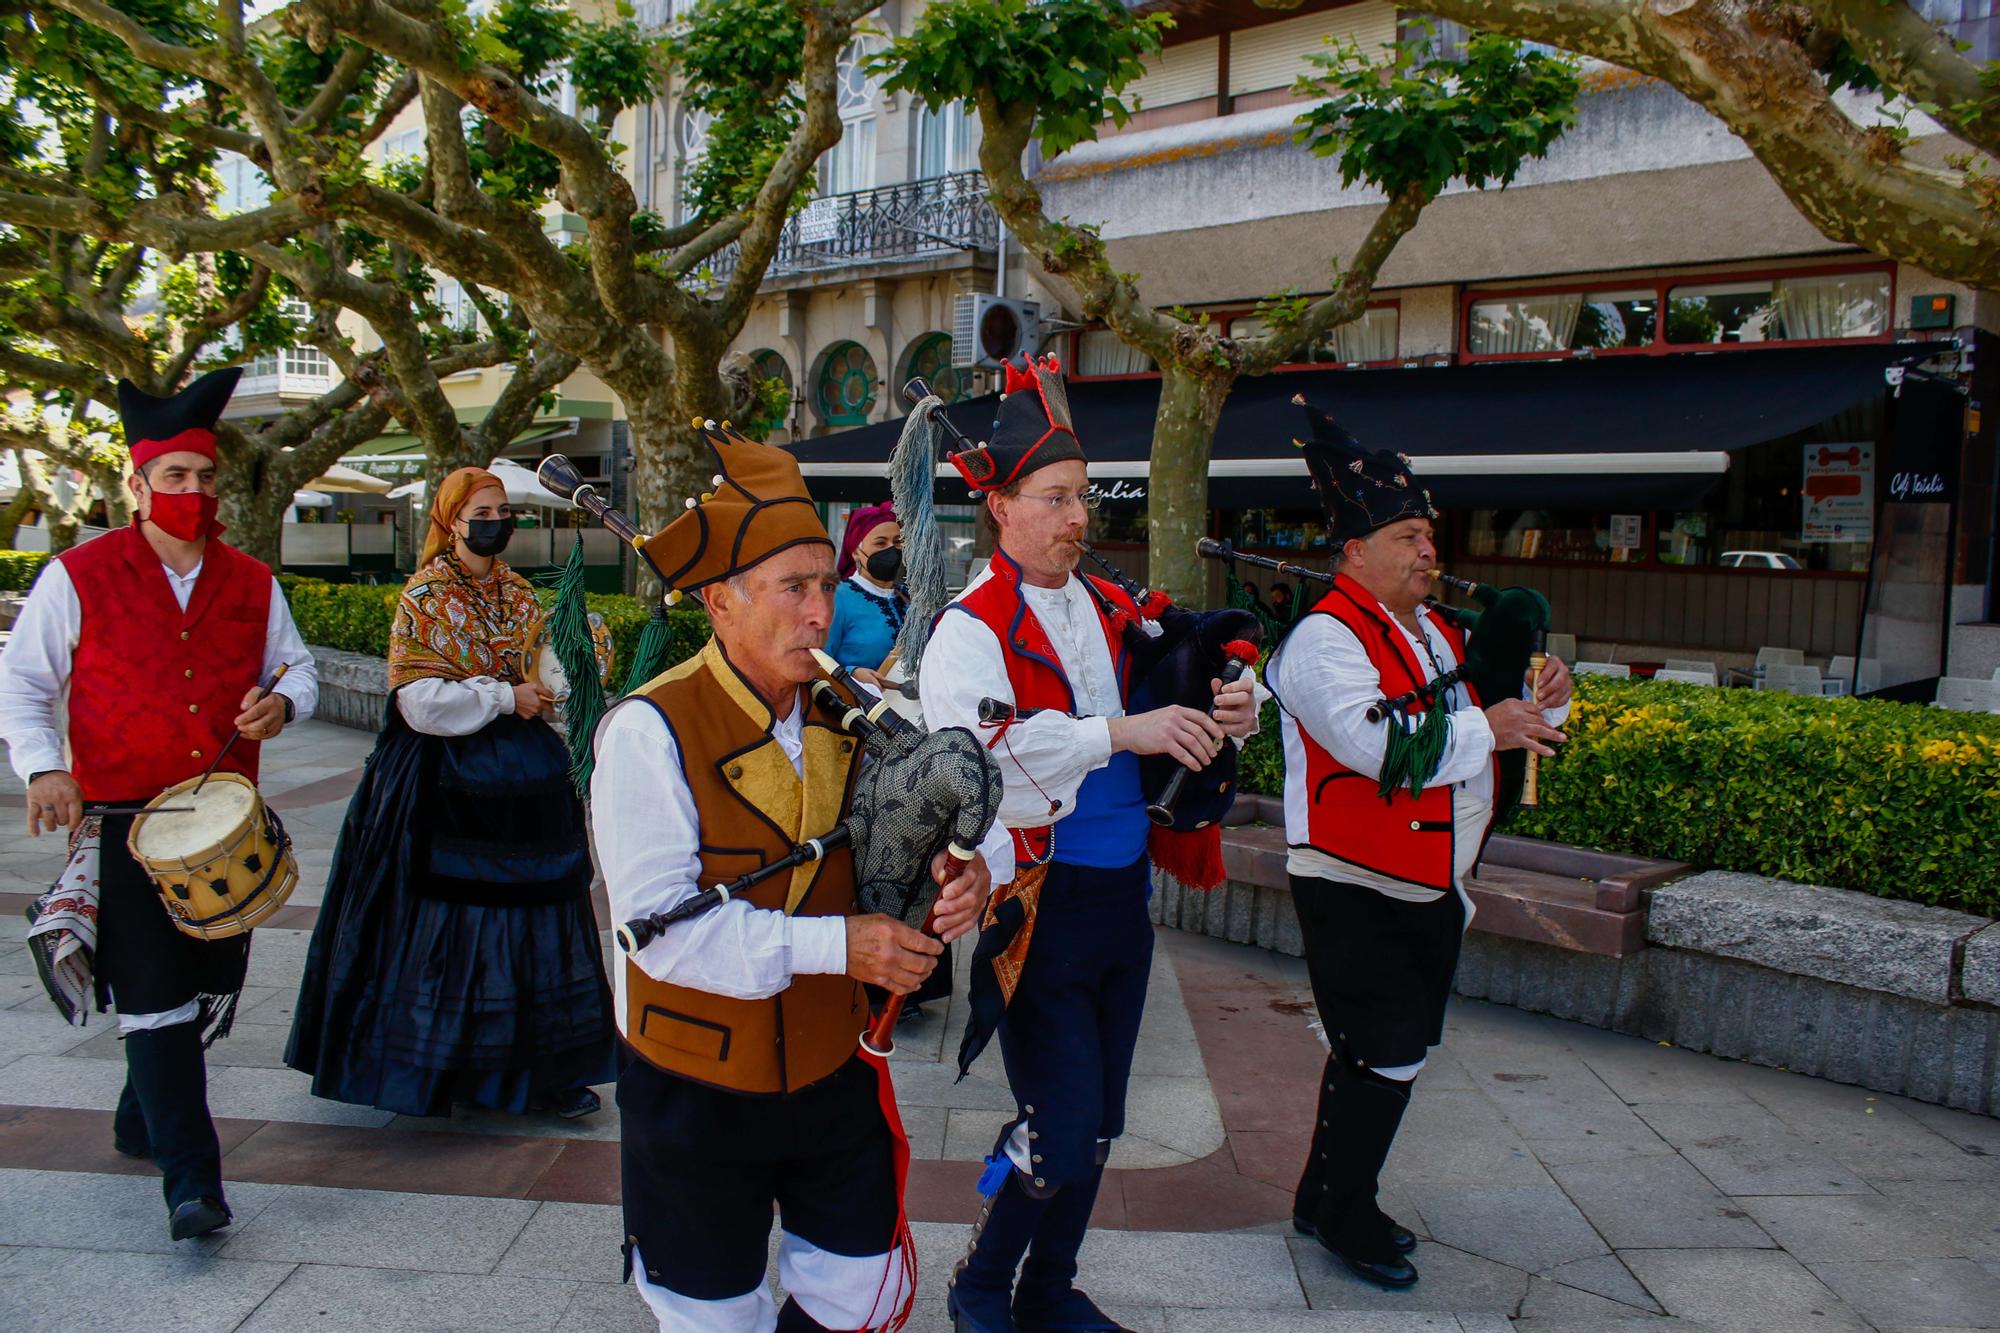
[919, 568, 1123, 865]
[396, 676, 517, 736]
[591, 690, 851, 1030]
[1265, 596, 1569, 901]
[0, 555, 320, 783]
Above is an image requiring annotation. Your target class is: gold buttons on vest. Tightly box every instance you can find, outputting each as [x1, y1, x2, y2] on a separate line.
[1409, 820, 1421, 831]
[179, 631, 190, 641]
[188, 704, 199, 714]
[190, 749, 202, 759]
[726, 764, 743, 780]
[184, 669, 193, 679]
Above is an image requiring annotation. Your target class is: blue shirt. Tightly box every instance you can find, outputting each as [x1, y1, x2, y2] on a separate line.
[825, 576, 905, 672]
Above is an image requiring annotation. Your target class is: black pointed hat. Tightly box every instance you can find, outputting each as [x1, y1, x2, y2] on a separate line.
[1293, 394, 1437, 543]
[118, 367, 242, 469]
[948, 354, 1086, 494]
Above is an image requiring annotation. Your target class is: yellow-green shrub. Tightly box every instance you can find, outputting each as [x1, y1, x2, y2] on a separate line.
[0, 551, 51, 591]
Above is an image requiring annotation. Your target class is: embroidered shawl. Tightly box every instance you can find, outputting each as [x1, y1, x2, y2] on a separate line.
[388, 552, 545, 689]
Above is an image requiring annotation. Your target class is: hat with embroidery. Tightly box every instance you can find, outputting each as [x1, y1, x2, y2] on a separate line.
[1293, 394, 1437, 544]
[948, 353, 1085, 494]
[642, 418, 832, 603]
[118, 367, 242, 470]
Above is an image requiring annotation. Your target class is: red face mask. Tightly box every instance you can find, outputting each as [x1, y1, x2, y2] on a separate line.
[145, 490, 220, 542]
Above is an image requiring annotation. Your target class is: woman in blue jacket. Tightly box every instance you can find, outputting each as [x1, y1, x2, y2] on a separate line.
[825, 501, 905, 680]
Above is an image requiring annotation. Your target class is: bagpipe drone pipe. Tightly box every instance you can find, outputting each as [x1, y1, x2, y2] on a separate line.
[898, 378, 1261, 890]
[1196, 539, 1555, 823]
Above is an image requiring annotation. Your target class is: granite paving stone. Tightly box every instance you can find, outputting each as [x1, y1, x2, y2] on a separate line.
[1516, 1274, 1659, 1324]
[493, 1202, 625, 1284]
[203, 1065, 396, 1128]
[1631, 1100, 1874, 1196]
[1400, 1182, 1610, 1275]
[0, 1247, 299, 1333]
[551, 1280, 653, 1332]
[1741, 1193, 1963, 1262]
[234, 1263, 583, 1331]
[1808, 1256, 2000, 1331]
[1166, 1314, 1477, 1331]
[1871, 1178, 2000, 1264]
[0, 1049, 143, 1108]
[0, 1168, 286, 1255]
[218, 1184, 538, 1274]
[1530, 1253, 1661, 1313]
[1384, 1090, 1554, 1186]
[1621, 1247, 1870, 1330]
[1548, 1153, 1774, 1249]
[0, 1006, 100, 1062]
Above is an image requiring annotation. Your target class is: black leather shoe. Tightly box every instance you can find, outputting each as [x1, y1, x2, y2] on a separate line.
[547, 1087, 602, 1119]
[113, 1136, 150, 1159]
[1014, 1286, 1132, 1331]
[168, 1196, 232, 1241]
[1292, 1210, 1414, 1254]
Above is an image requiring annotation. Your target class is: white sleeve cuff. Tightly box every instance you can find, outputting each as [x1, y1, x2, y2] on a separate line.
[11, 743, 68, 785]
[788, 914, 849, 977]
[1455, 705, 1495, 760]
[1081, 715, 1114, 771]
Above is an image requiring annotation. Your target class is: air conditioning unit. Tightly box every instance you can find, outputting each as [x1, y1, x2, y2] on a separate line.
[952, 294, 1042, 369]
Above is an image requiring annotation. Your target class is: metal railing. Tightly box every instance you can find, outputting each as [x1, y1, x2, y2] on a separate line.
[697, 171, 998, 285]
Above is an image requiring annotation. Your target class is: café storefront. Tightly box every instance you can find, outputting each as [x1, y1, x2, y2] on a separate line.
[790, 336, 1982, 695]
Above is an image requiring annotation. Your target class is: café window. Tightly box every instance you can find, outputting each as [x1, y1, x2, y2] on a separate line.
[1230, 306, 1399, 364]
[1666, 272, 1890, 344]
[1465, 511, 1647, 563]
[1074, 329, 1155, 377]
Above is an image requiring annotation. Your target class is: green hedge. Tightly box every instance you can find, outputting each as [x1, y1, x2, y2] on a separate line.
[1240, 675, 2000, 916]
[278, 575, 712, 680]
[0, 551, 51, 591]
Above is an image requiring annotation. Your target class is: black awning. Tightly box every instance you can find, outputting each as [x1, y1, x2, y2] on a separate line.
[790, 340, 1951, 509]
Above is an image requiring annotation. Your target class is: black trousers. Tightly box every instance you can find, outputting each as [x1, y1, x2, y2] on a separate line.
[617, 1053, 900, 1302]
[1289, 874, 1465, 1070]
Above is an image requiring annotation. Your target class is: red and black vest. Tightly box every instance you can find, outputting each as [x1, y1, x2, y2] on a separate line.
[59, 525, 271, 802]
[1282, 573, 1490, 892]
[950, 549, 1140, 866]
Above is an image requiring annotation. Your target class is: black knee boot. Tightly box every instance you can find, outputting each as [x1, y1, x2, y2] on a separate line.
[1293, 1051, 1416, 1255]
[1013, 1145, 1127, 1332]
[1308, 1052, 1416, 1287]
[122, 1021, 230, 1238]
[948, 1170, 1055, 1333]
[113, 1074, 149, 1158]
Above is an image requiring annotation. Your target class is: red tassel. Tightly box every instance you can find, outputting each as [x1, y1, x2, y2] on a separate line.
[1222, 637, 1261, 663]
[856, 1039, 919, 1330]
[1149, 824, 1227, 890]
[1140, 590, 1173, 619]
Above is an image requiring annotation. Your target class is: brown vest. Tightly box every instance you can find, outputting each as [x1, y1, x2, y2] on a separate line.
[624, 639, 866, 1095]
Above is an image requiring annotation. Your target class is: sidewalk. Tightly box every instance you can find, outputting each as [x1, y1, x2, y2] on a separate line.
[1, 722, 1996, 1331]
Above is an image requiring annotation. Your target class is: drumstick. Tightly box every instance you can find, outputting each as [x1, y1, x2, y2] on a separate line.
[86, 802, 195, 815]
[193, 662, 290, 796]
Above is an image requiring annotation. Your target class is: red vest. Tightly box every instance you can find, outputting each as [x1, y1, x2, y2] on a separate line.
[952, 549, 1137, 863]
[60, 525, 272, 801]
[1283, 574, 1489, 892]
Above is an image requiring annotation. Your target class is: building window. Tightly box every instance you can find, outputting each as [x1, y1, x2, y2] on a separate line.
[676, 103, 712, 221]
[918, 101, 973, 178]
[1231, 306, 1399, 364]
[1074, 329, 1156, 377]
[384, 128, 423, 161]
[815, 341, 878, 426]
[821, 40, 876, 196]
[434, 277, 480, 332]
[747, 348, 793, 438]
[901, 333, 970, 405]
[1466, 267, 1893, 358]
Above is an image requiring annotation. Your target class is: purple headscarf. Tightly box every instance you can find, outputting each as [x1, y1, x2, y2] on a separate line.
[837, 501, 898, 579]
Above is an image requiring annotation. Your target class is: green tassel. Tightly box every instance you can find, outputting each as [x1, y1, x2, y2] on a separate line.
[1378, 703, 1450, 801]
[620, 606, 676, 696]
[544, 533, 609, 797]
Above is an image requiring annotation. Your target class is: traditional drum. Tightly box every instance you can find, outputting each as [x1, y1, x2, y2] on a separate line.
[128, 772, 298, 940]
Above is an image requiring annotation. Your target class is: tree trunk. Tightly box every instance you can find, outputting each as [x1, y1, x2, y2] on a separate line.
[1146, 363, 1235, 607]
[216, 466, 288, 570]
[0, 488, 29, 548]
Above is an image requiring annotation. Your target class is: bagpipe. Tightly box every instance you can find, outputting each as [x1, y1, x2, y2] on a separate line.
[900, 379, 1261, 889]
[1196, 538, 1555, 821]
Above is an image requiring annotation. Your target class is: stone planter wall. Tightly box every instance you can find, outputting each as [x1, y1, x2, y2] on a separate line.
[308, 645, 390, 731]
[1164, 830, 2000, 1118]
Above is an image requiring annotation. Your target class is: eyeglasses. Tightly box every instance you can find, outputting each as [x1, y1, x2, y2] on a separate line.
[1018, 488, 1102, 512]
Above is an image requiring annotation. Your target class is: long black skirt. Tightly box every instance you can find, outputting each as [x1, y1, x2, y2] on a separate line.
[285, 703, 618, 1116]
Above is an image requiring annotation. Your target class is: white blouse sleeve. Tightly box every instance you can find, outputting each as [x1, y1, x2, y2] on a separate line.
[395, 677, 514, 736]
[589, 699, 847, 1000]
[918, 606, 1114, 830]
[0, 561, 77, 782]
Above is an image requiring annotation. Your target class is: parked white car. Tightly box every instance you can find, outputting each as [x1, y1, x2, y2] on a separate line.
[1720, 550, 1802, 570]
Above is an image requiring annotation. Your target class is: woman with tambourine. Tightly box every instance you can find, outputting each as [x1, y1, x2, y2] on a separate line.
[286, 467, 617, 1121]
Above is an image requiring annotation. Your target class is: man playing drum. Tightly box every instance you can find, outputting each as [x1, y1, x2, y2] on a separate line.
[0, 369, 318, 1241]
[1262, 401, 1569, 1288]
[589, 422, 995, 1332]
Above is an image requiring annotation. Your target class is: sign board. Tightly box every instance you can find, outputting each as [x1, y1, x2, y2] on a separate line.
[1607, 514, 1642, 550]
[1802, 442, 1874, 543]
[795, 197, 840, 244]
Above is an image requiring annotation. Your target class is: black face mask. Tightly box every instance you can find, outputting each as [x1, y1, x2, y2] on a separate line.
[460, 517, 514, 558]
[864, 547, 903, 582]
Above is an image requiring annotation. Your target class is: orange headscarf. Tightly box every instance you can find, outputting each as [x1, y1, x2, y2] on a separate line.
[419, 466, 506, 568]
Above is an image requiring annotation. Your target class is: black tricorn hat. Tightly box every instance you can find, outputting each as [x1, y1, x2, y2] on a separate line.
[948, 354, 1086, 494]
[119, 367, 242, 469]
[1293, 394, 1437, 543]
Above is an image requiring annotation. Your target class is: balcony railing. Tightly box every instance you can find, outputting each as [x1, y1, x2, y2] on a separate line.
[698, 171, 999, 285]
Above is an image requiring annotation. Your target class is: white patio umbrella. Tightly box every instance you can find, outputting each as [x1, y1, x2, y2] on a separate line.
[386, 478, 425, 501]
[486, 457, 566, 508]
[304, 462, 394, 494]
[290, 489, 334, 508]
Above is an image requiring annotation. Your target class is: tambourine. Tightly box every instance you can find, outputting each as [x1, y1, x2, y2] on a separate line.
[527, 611, 614, 704]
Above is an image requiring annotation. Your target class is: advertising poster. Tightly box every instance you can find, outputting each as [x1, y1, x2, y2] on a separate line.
[1802, 442, 1874, 543]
